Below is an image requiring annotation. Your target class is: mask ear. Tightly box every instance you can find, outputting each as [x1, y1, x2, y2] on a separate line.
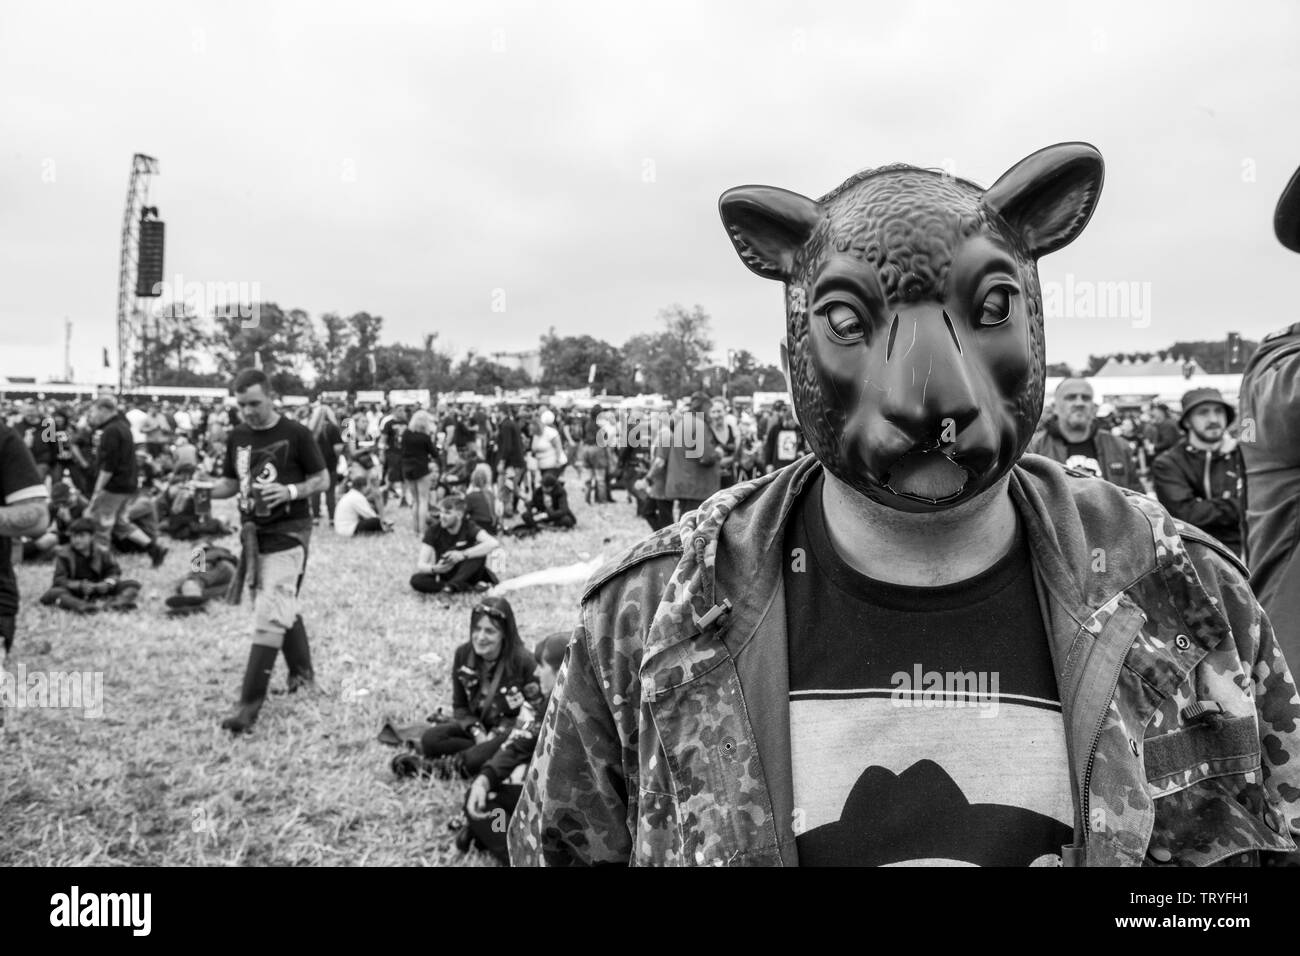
[1276, 165, 1300, 253]
[982, 143, 1104, 259]
[719, 186, 821, 280]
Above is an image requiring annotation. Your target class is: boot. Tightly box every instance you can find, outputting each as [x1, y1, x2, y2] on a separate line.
[221, 644, 278, 734]
[281, 615, 315, 692]
[148, 541, 169, 569]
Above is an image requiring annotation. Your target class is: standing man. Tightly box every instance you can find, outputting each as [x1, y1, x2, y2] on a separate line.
[16, 403, 57, 481]
[87, 395, 168, 567]
[664, 391, 722, 517]
[209, 369, 330, 734]
[511, 144, 1300, 867]
[1142, 404, 1181, 460]
[1026, 378, 1141, 491]
[1240, 165, 1300, 673]
[1152, 388, 1244, 557]
[495, 405, 526, 517]
[762, 400, 806, 474]
[0, 419, 49, 673]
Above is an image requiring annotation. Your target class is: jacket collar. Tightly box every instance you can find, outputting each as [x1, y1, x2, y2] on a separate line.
[642, 452, 1182, 667]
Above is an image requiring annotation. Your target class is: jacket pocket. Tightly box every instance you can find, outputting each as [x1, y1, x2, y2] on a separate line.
[1144, 716, 1296, 865]
[634, 788, 684, 866]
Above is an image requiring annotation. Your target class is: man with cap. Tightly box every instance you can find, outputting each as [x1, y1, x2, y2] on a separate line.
[511, 144, 1300, 867]
[1240, 165, 1300, 673]
[1152, 389, 1245, 557]
[1026, 378, 1142, 491]
[39, 516, 141, 614]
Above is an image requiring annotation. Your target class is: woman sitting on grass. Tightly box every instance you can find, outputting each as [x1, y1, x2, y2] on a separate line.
[464, 463, 499, 535]
[392, 596, 535, 779]
[451, 630, 569, 863]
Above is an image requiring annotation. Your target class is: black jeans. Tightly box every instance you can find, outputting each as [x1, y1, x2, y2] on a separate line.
[353, 517, 385, 535]
[419, 722, 508, 775]
[409, 557, 490, 593]
[311, 477, 337, 520]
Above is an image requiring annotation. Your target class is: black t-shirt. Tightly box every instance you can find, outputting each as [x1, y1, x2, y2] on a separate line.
[316, 421, 343, 473]
[381, 418, 405, 461]
[422, 516, 482, 560]
[0, 423, 46, 617]
[783, 473, 1072, 867]
[17, 418, 57, 465]
[1062, 436, 1102, 478]
[765, 422, 805, 469]
[95, 414, 138, 493]
[222, 416, 326, 549]
[401, 430, 436, 474]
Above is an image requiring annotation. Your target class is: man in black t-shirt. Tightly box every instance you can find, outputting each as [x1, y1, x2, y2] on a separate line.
[210, 369, 330, 734]
[0, 423, 49, 664]
[86, 395, 168, 566]
[410, 495, 500, 594]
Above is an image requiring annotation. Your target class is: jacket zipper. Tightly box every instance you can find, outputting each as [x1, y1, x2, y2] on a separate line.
[1077, 642, 1128, 859]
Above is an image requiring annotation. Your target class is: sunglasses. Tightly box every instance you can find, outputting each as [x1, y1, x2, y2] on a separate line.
[474, 604, 507, 622]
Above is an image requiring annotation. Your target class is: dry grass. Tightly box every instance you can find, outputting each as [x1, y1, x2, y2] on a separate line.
[1, 480, 650, 866]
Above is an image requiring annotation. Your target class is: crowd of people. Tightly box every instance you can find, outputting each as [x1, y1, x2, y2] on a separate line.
[0, 376, 816, 862]
[1028, 377, 1247, 559]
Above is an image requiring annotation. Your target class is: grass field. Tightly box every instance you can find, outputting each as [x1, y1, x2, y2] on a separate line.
[1, 480, 651, 866]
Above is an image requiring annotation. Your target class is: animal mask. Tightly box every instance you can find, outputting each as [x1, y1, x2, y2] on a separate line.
[719, 143, 1104, 512]
[1277, 165, 1300, 253]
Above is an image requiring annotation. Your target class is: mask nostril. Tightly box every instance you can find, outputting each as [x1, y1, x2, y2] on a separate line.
[942, 310, 962, 355]
[886, 314, 899, 361]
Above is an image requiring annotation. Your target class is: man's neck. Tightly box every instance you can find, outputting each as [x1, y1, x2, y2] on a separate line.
[249, 412, 281, 432]
[1057, 421, 1092, 443]
[1187, 433, 1222, 452]
[819, 470, 1018, 587]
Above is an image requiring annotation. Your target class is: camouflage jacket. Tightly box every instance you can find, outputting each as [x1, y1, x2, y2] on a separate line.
[508, 454, 1300, 866]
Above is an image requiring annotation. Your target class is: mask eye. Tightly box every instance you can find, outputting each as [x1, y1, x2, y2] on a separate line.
[979, 286, 1013, 326]
[825, 302, 865, 340]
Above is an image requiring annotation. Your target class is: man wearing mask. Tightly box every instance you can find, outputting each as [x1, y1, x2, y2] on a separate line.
[1027, 378, 1141, 491]
[1240, 166, 1300, 675]
[1152, 389, 1244, 557]
[511, 144, 1300, 867]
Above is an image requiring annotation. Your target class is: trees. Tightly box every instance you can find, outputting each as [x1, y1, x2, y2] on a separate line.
[311, 312, 353, 390]
[208, 302, 311, 394]
[538, 330, 628, 392]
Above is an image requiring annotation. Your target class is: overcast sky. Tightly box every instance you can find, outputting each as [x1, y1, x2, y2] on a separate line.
[3, 0, 1298, 383]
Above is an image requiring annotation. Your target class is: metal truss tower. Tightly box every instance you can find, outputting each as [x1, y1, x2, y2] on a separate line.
[116, 153, 160, 392]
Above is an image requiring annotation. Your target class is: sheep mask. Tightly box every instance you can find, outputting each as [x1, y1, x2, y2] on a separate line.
[719, 143, 1104, 513]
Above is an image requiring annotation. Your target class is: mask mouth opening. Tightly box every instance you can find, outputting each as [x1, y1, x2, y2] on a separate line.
[882, 446, 971, 504]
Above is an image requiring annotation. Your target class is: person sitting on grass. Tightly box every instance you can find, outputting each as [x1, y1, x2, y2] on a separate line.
[164, 543, 239, 616]
[22, 481, 85, 560]
[334, 475, 391, 537]
[391, 596, 535, 780]
[409, 495, 500, 594]
[451, 630, 569, 864]
[512, 472, 576, 535]
[464, 462, 500, 535]
[39, 517, 140, 614]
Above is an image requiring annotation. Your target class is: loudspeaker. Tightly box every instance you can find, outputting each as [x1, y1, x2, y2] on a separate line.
[136, 218, 165, 297]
